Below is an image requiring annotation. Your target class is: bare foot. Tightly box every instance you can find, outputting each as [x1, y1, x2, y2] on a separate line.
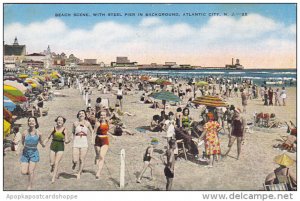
[136, 179, 141, 183]
[76, 173, 81, 180]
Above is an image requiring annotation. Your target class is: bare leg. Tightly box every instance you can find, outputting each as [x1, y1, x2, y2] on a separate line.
[96, 145, 108, 179]
[49, 150, 56, 172]
[137, 161, 150, 182]
[237, 137, 242, 160]
[94, 146, 101, 165]
[77, 147, 88, 179]
[21, 162, 29, 175]
[224, 137, 236, 156]
[72, 148, 79, 170]
[52, 151, 64, 183]
[166, 178, 173, 191]
[28, 162, 36, 190]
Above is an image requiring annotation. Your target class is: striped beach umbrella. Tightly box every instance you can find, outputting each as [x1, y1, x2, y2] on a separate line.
[192, 96, 227, 107]
[4, 96, 17, 112]
[4, 92, 27, 103]
[4, 120, 11, 137]
[4, 85, 25, 97]
[4, 80, 28, 94]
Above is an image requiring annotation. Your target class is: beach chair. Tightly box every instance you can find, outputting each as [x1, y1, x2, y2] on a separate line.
[176, 139, 187, 160]
[263, 183, 289, 191]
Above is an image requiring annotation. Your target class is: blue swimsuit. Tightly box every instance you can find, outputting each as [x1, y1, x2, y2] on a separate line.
[20, 132, 40, 163]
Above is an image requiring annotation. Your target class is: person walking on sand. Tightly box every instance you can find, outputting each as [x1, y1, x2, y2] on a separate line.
[44, 116, 70, 183]
[274, 88, 281, 106]
[240, 89, 248, 113]
[280, 87, 287, 106]
[20, 117, 45, 190]
[72, 110, 94, 179]
[223, 109, 246, 160]
[268, 87, 274, 106]
[116, 85, 124, 110]
[162, 139, 176, 191]
[136, 138, 160, 183]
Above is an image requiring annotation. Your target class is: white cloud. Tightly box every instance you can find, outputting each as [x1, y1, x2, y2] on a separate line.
[4, 14, 296, 68]
[139, 17, 163, 27]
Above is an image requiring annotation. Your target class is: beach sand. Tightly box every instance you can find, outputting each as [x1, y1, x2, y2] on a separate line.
[4, 86, 296, 190]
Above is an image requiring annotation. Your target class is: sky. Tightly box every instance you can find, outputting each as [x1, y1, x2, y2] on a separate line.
[3, 3, 296, 68]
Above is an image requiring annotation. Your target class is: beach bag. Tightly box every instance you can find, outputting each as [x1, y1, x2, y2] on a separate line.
[114, 125, 123, 136]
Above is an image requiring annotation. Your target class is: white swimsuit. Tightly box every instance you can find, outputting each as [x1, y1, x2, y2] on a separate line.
[73, 124, 89, 148]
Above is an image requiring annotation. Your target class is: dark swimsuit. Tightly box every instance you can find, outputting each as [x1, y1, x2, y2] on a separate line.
[50, 127, 65, 152]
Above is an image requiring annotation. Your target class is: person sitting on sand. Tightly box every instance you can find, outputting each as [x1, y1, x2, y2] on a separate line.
[4, 126, 22, 155]
[182, 108, 193, 132]
[136, 138, 160, 183]
[150, 115, 162, 132]
[265, 154, 297, 190]
[273, 121, 297, 152]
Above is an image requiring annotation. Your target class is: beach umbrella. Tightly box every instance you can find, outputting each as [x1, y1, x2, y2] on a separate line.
[4, 108, 13, 123]
[51, 71, 62, 79]
[4, 96, 17, 112]
[195, 81, 208, 87]
[4, 85, 25, 97]
[155, 79, 172, 85]
[140, 75, 150, 81]
[192, 95, 227, 108]
[274, 154, 294, 167]
[25, 78, 41, 88]
[4, 80, 28, 93]
[149, 90, 181, 111]
[4, 120, 11, 138]
[148, 77, 159, 83]
[4, 91, 27, 103]
[33, 71, 39, 75]
[18, 74, 29, 79]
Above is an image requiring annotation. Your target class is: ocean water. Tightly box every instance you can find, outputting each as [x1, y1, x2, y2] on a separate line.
[117, 69, 297, 85]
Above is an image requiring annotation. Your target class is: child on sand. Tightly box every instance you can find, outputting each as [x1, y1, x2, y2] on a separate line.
[162, 139, 176, 190]
[136, 138, 160, 183]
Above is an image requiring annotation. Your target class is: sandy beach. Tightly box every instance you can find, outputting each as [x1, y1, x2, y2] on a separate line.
[3, 85, 296, 191]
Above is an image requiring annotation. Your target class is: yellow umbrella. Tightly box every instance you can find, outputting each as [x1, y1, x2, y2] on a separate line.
[4, 120, 11, 137]
[25, 78, 41, 88]
[274, 154, 294, 167]
[18, 74, 29, 78]
[33, 71, 39, 75]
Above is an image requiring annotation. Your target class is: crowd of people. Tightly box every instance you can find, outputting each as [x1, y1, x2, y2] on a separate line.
[4, 71, 297, 191]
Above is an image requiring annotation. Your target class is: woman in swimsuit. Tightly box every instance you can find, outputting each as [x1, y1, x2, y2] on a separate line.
[44, 116, 70, 183]
[72, 110, 94, 179]
[92, 111, 115, 179]
[20, 117, 45, 190]
[223, 109, 246, 160]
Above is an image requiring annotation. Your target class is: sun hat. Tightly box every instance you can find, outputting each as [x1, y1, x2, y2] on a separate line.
[274, 153, 294, 167]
